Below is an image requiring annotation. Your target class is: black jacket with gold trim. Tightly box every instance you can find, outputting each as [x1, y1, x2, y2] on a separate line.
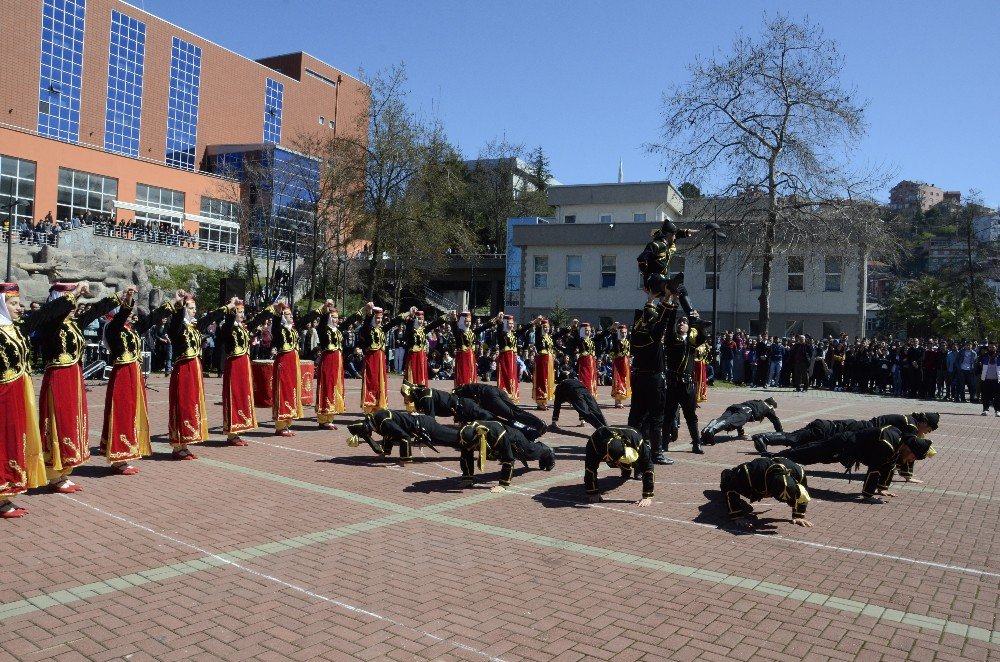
[585, 426, 654, 498]
[26, 294, 118, 369]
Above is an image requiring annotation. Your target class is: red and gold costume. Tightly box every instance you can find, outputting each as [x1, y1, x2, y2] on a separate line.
[212, 302, 265, 441]
[451, 312, 479, 388]
[167, 299, 209, 452]
[358, 308, 389, 413]
[611, 328, 632, 406]
[99, 296, 160, 471]
[268, 306, 304, 433]
[496, 315, 520, 402]
[0, 283, 46, 514]
[531, 321, 555, 407]
[32, 285, 117, 483]
[401, 311, 436, 412]
[314, 308, 355, 426]
[694, 343, 710, 403]
[570, 324, 599, 398]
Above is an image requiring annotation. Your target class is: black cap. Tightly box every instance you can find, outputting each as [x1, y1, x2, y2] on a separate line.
[765, 397, 778, 408]
[661, 220, 679, 235]
[913, 412, 940, 430]
[903, 435, 935, 460]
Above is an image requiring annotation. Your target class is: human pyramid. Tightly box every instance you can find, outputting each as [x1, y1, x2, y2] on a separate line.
[0, 222, 939, 524]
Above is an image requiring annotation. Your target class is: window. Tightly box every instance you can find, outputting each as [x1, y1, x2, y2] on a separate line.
[787, 256, 804, 291]
[601, 255, 616, 288]
[0, 155, 36, 226]
[785, 320, 803, 336]
[56, 168, 118, 222]
[104, 11, 147, 157]
[165, 37, 202, 170]
[329, 120, 335, 129]
[37, 0, 86, 143]
[135, 183, 184, 228]
[705, 256, 718, 290]
[824, 256, 843, 291]
[263, 78, 284, 144]
[599, 213, 612, 224]
[669, 256, 685, 278]
[564, 214, 576, 224]
[821, 321, 842, 338]
[199, 196, 240, 253]
[319, 116, 325, 125]
[533, 255, 548, 288]
[633, 212, 646, 223]
[566, 255, 582, 289]
[751, 259, 763, 290]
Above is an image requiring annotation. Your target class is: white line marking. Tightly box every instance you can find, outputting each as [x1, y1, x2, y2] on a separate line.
[61, 495, 508, 662]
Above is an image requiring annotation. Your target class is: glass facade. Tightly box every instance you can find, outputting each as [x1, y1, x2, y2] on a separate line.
[104, 11, 146, 157]
[38, 0, 87, 143]
[263, 78, 284, 144]
[199, 196, 240, 253]
[165, 37, 202, 170]
[0, 155, 37, 225]
[57, 167, 118, 222]
[135, 183, 184, 227]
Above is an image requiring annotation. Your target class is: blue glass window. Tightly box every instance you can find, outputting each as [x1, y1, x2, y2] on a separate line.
[263, 78, 284, 144]
[104, 11, 146, 157]
[165, 37, 202, 170]
[37, 0, 87, 143]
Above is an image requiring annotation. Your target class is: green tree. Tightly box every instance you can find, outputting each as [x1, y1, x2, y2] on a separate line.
[678, 182, 702, 199]
[549, 299, 570, 329]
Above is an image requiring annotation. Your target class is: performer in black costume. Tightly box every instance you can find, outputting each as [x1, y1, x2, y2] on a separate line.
[400, 382, 495, 424]
[769, 426, 936, 503]
[346, 409, 459, 462]
[584, 426, 654, 507]
[719, 457, 812, 527]
[550, 378, 608, 430]
[453, 382, 547, 439]
[627, 289, 672, 465]
[754, 411, 938, 454]
[662, 305, 711, 454]
[456, 421, 555, 492]
[700, 398, 781, 445]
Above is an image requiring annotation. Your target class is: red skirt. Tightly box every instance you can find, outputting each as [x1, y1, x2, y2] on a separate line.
[273, 350, 304, 422]
[533, 354, 554, 403]
[0, 375, 45, 497]
[694, 360, 708, 403]
[101, 361, 152, 463]
[454, 349, 477, 387]
[169, 357, 209, 445]
[578, 355, 599, 397]
[223, 354, 257, 434]
[497, 350, 519, 403]
[404, 349, 428, 386]
[40, 363, 90, 470]
[316, 350, 345, 415]
[361, 349, 388, 413]
[612, 356, 632, 401]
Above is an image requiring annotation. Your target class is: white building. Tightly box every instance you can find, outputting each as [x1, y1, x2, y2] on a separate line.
[973, 212, 1000, 243]
[511, 181, 868, 338]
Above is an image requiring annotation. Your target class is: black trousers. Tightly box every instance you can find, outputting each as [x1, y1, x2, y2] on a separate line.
[480, 393, 546, 439]
[982, 378, 1000, 412]
[662, 379, 698, 447]
[553, 391, 608, 429]
[703, 407, 752, 437]
[792, 363, 809, 391]
[773, 434, 849, 466]
[628, 371, 665, 455]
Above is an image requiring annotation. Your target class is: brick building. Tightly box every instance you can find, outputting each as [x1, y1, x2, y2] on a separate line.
[888, 180, 960, 212]
[0, 0, 367, 255]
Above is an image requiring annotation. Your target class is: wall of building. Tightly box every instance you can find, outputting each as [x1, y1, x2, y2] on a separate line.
[555, 202, 673, 225]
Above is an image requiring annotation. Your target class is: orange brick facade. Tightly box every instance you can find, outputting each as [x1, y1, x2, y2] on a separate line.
[0, 0, 368, 232]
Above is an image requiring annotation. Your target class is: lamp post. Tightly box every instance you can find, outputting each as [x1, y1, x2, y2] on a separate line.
[3, 199, 27, 282]
[703, 222, 727, 337]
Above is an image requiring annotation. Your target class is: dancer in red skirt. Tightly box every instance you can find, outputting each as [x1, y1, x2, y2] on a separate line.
[210, 297, 270, 445]
[313, 300, 357, 429]
[166, 290, 210, 459]
[357, 302, 390, 413]
[610, 324, 632, 408]
[99, 287, 166, 474]
[31, 281, 117, 492]
[530, 316, 555, 410]
[400, 307, 438, 412]
[495, 313, 521, 402]
[0, 283, 46, 518]
[564, 321, 599, 398]
[267, 299, 303, 436]
[694, 343, 709, 404]
[450, 310, 484, 388]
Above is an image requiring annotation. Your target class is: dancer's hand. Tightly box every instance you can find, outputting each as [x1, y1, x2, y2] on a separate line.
[489, 485, 506, 494]
[792, 518, 814, 527]
[636, 497, 652, 508]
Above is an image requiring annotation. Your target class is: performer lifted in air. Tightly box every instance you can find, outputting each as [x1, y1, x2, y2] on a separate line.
[454, 382, 547, 439]
[550, 377, 608, 430]
[700, 398, 781, 446]
[584, 426, 655, 507]
[636, 220, 697, 314]
[346, 409, 460, 463]
[456, 420, 555, 492]
[719, 457, 812, 528]
[767, 425, 936, 503]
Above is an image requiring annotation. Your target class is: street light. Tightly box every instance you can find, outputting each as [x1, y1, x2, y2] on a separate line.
[3, 199, 27, 282]
[703, 222, 727, 337]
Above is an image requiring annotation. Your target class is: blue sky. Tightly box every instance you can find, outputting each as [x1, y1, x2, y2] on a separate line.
[143, 0, 1000, 206]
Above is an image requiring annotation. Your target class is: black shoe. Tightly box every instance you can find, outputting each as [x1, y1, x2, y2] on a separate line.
[752, 435, 767, 454]
[691, 441, 704, 455]
[653, 454, 674, 465]
[701, 431, 715, 446]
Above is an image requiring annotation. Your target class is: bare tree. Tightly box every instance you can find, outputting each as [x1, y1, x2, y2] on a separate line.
[649, 14, 893, 335]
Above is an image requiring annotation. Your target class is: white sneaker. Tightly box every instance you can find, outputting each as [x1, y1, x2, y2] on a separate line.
[995, 412, 1000, 417]
[982, 411, 988, 416]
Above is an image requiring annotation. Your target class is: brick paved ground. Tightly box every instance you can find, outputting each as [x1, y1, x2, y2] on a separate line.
[1, 371, 998, 661]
